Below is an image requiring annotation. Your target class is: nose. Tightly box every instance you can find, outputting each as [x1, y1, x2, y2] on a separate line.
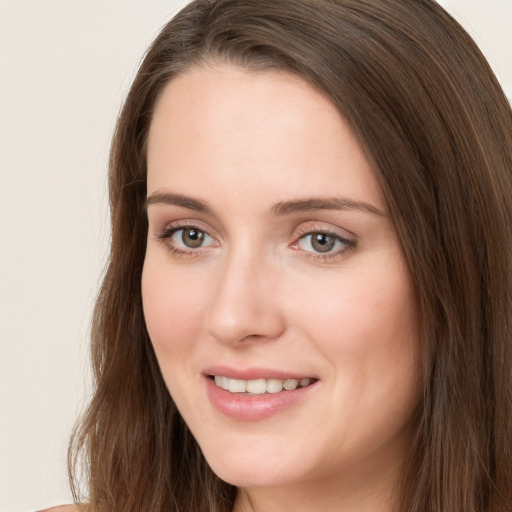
[206, 250, 286, 346]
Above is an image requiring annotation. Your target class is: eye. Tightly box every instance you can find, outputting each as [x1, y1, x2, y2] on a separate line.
[171, 227, 212, 249]
[156, 224, 217, 255]
[301, 233, 337, 253]
[295, 231, 355, 257]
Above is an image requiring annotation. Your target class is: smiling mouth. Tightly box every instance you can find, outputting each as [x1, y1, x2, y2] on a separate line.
[211, 375, 316, 395]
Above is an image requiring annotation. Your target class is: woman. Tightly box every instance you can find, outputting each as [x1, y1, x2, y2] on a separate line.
[62, 0, 512, 511]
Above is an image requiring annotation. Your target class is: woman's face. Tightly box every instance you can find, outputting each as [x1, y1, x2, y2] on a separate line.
[142, 64, 421, 495]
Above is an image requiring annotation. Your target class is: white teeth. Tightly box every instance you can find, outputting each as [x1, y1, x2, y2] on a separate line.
[246, 379, 267, 394]
[214, 375, 230, 390]
[283, 379, 299, 391]
[266, 379, 284, 393]
[213, 376, 313, 394]
[227, 378, 247, 393]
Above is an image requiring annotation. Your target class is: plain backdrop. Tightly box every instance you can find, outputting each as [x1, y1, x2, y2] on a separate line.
[0, 1, 510, 511]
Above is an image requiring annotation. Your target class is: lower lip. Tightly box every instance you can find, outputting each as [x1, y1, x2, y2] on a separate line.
[205, 377, 318, 421]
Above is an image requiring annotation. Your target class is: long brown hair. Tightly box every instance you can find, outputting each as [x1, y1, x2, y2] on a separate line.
[69, 1, 512, 511]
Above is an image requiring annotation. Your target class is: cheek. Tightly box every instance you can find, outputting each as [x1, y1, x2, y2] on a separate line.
[295, 265, 417, 348]
[290, 258, 421, 402]
[141, 255, 206, 359]
[300, 266, 421, 442]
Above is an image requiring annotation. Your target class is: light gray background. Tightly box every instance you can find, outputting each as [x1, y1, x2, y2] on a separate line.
[0, 1, 510, 511]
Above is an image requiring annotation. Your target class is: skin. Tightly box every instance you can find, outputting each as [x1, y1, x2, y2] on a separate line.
[142, 64, 422, 512]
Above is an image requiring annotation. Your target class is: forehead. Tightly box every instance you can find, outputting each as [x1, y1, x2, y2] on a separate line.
[146, 64, 384, 211]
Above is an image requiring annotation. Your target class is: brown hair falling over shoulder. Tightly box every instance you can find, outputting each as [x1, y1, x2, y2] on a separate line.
[68, 1, 512, 511]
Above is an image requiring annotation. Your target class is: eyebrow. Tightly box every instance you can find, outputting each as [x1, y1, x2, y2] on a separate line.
[145, 192, 213, 214]
[145, 192, 386, 217]
[271, 197, 386, 217]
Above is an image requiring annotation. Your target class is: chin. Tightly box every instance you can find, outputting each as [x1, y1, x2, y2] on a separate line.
[210, 463, 296, 489]
[200, 440, 303, 488]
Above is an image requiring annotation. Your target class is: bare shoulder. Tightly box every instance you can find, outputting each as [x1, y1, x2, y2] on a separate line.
[36, 506, 81, 512]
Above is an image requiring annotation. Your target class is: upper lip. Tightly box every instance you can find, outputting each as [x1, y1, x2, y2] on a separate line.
[203, 365, 317, 381]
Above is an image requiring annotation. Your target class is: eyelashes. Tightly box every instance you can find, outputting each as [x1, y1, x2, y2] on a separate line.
[155, 222, 357, 262]
[160, 226, 216, 249]
[155, 225, 217, 258]
[291, 231, 356, 257]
